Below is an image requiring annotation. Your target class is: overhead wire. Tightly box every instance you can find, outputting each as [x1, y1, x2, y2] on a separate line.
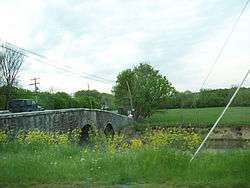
[199, 0, 250, 90]
[1, 0, 249, 91]
[0, 40, 115, 85]
[29, 55, 114, 84]
[190, 0, 250, 160]
[191, 0, 250, 108]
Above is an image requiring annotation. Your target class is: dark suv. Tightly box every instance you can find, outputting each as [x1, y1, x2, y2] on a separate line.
[8, 99, 44, 113]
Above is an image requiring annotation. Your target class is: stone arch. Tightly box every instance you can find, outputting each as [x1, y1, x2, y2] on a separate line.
[104, 123, 115, 138]
[79, 124, 93, 144]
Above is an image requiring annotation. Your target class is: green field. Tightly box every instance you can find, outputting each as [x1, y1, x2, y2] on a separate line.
[0, 143, 249, 187]
[135, 107, 250, 128]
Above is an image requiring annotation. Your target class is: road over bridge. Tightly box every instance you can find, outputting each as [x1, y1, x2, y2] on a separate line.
[0, 108, 132, 140]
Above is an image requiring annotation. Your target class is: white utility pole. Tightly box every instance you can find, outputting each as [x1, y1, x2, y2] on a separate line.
[126, 81, 133, 113]
[190, 68, 250, 162]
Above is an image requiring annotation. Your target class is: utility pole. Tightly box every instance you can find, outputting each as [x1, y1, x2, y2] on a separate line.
[126, 81, 133, 114]
[190, 68, 250, 162]
[87, 83, 93, 109]
[30, 77, 40, 92]
[30, 78, 40, 102]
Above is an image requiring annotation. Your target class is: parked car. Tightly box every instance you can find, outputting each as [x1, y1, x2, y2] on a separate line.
[8, 99, 44, 113]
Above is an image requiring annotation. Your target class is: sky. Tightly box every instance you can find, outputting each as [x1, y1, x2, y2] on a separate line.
[0, 0, 249, 94]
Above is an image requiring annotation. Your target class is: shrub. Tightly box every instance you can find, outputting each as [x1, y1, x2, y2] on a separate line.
[131, 138, 143, 149]
[16, 129, 69, 145]
[0, 130, 7, 143]
[144, 127, 201, 150]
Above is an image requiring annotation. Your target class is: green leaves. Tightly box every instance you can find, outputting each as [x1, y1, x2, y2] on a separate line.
[113, 63, 176, 119]
[0, 86, 116, 110]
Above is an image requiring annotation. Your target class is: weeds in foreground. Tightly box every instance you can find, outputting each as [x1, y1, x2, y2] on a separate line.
[0, 128, 249, 186]
[0, 127, 201, 151]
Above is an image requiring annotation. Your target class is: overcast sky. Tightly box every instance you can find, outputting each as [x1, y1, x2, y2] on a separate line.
[0, 0, 249, 94]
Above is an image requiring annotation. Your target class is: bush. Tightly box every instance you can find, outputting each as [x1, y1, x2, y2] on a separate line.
[0, 130, 7, 143]
[143, 127, 201, 150]
[16, 129, 69, 145]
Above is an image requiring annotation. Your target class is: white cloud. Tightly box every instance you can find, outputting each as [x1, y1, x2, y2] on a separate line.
[0, 0, 249, 94]
[0, 0, 46, 47]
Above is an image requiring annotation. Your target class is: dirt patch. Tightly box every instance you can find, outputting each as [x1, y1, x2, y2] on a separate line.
[196, 126, 250, 140]
[123, 125, 250, 140]
[122, 125, 250, 149]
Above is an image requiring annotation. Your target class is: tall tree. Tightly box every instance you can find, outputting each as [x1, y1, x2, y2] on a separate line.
[113, 63, 176, 119]
[0, 44, 25, 109]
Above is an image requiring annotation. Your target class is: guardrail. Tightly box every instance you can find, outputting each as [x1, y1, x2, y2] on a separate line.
[0, 110, 9, 114]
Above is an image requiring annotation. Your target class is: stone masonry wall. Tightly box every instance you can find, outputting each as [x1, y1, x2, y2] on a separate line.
[0, 108, 132, 135]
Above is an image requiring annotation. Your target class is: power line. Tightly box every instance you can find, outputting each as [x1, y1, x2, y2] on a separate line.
[0, 43, 27, 57]
[190, 0, 250, 161]
[191, 0, 250, 108]
[29, 54, 115, 83]
[0, 40, 115, 85]
[31, 56, 114, 84]
[5, 42, 46, 59]
[199, 0, 250, 90]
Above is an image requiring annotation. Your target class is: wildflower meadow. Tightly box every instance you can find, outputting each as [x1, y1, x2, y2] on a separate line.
[0, 128, 249, 187]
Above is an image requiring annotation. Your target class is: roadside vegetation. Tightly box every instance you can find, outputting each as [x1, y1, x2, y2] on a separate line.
[0, 129, 249, 187]
[0, 86, 116, 111]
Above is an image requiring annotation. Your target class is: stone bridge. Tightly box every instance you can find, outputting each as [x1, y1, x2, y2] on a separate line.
[0, 108, 132, 141]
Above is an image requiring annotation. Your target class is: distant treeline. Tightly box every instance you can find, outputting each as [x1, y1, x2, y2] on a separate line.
[1, 86, 250, 111]
[166, 87, 250, 109]
[0, 86, 116, 110]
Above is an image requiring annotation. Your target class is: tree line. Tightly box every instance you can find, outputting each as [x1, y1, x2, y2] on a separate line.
[0, 86, 116, 111]
[166, 87, 250, 109]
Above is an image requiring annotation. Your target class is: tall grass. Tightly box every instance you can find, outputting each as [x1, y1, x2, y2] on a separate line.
[0, 142, 249, 187]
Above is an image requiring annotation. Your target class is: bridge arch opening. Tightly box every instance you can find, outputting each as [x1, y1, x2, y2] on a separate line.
[104, 123, 115, 138]
[79, 124, 93, 144]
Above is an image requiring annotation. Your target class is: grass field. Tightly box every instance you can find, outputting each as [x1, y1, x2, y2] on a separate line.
[0, 143, 249, 187]
[134, 107, 250, 128]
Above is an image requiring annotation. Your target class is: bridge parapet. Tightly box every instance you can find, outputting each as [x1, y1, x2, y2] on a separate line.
[0, 108, 132, 136]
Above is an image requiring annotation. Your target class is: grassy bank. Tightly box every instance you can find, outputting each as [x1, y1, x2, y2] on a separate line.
[134, 107, 250, 128]
[0, 128, 249, 187]
[0, 142, 250, 187]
